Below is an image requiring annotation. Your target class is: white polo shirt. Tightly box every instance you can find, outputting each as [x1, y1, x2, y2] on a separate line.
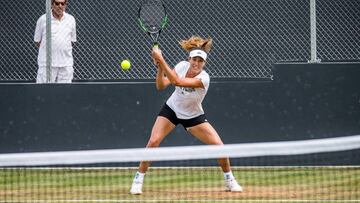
[166, 61, 210, 119]
[34, 12, 76, 67]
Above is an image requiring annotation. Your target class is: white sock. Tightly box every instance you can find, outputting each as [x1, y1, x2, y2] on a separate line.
[224, 171, 235, 181]
[133, 171, 145, 183]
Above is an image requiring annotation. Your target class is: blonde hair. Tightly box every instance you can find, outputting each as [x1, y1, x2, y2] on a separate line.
[179, 36, 213, 53]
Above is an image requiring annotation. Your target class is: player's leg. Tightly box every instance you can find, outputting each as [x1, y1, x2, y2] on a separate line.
[187, 122, 230, 171]
[187, 122, 243, 192]
[139, 116, 176, 172]
[130, 116, 176, 195]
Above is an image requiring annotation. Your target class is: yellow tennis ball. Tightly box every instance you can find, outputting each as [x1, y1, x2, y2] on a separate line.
[121, 60, 131, 70]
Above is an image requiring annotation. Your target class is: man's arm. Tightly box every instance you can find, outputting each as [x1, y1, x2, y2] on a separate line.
[34, 15, 43, 49]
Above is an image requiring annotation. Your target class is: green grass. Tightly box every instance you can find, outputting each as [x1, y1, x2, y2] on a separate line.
[0, 167, 359, 202]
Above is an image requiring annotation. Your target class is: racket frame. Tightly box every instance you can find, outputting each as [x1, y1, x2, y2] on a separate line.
[138, 0, 168, 47]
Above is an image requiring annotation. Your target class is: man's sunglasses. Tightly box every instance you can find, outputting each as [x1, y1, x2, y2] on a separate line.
[54, 1, 66, 6]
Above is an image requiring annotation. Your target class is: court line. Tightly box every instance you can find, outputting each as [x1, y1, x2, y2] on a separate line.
[143, 165, 360, 170]
[1, 200, 360, 202]
[1, 165, 360, 170]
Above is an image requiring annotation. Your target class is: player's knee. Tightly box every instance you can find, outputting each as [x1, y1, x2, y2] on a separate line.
[146, 138, 161, 148]
[212, 141, 224, 146]
[208, 138, 224, 145]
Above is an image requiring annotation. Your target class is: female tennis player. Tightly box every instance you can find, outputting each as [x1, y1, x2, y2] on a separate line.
[130, 36, 242, 194]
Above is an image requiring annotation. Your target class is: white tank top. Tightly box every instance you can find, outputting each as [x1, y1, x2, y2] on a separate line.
[166, 61, 210, 119]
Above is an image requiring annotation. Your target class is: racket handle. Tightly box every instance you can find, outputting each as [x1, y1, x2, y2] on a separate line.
[152, 43, 160, 65]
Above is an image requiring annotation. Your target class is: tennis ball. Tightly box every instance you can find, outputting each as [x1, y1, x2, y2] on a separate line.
[121, 60, 131, 70]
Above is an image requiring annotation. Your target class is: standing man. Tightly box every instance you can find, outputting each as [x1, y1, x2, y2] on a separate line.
[34, 0, 76, 83]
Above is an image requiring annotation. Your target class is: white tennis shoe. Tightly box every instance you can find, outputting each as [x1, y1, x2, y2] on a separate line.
[225, 179, 243, 192]
[130, 181, 143, 195]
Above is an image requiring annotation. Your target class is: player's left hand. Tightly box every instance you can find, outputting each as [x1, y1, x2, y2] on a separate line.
[152, 47, 163, 62]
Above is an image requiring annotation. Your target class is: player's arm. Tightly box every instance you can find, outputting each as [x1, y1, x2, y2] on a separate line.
[152, 48, 204, 89]
[155, 64, 171, 90]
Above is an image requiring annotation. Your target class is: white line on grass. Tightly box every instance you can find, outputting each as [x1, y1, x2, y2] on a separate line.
[1, 200, 360, 203]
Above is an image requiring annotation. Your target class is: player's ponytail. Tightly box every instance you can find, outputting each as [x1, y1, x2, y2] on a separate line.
[179, 36, 212, 53]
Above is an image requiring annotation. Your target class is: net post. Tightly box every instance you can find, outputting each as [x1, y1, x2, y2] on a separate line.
[309, 0, 320, 63]
[46, 0, 52, 83]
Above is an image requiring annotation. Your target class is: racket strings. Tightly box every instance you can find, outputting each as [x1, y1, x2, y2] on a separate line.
[139, 1, 166, 32]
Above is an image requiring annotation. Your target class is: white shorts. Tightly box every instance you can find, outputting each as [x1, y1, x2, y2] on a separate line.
[36, 66, 74, 83]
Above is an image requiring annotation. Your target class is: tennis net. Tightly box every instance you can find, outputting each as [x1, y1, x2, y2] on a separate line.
[1, 135, 360, 202]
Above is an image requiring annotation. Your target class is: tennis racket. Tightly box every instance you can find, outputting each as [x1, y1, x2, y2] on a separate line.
[138, 0, 168, 48]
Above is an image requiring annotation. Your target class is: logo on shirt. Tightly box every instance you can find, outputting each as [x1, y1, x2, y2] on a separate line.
[180, 87, 195, 94]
